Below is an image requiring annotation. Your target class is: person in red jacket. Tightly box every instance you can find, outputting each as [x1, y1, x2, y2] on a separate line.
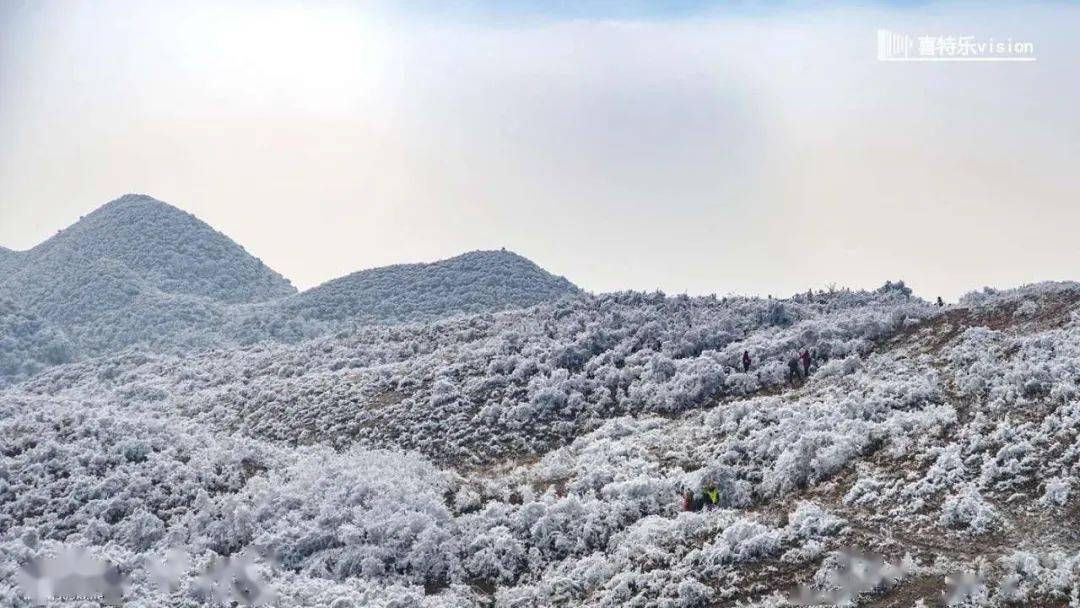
[800, 350, 812, 377]
[742, 350, 752, 372]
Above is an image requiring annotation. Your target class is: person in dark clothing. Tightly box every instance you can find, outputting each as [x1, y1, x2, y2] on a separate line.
[936, 296, 944, 307]
[788, 357, 802, 385]
[800, 350, 812, 377]
[742, 350, 752, 373]
[692, 492, 705, 512]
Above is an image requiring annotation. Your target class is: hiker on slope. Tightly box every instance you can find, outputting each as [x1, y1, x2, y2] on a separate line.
[788, 356, 802, 385]
[800, 350, 812, 378]
[703, 486, 719, 508]
[742, 350, 752, 373]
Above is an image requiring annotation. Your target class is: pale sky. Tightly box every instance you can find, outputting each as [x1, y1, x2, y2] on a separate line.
[1, 1, 1077, 300]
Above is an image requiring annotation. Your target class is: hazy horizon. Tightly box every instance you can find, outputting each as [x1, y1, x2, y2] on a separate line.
[2, 1, 1078, 300]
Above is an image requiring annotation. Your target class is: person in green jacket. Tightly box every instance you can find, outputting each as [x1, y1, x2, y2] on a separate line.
[704, 486, 719, 508]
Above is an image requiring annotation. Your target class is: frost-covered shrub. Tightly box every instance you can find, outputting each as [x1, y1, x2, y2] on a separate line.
[911, 445, 967, 498]
[630, 356, 725, 413]
[1040, 477, 1071, 507]
[843, 476, 888, 507]
[119, 509, 167, 551]
[995, 550, 1079, 604]
[1014, 299, 1039, 319]
[939, 485, 1001, 535]
[786, 502, 845, 540]
[876, 280, 912, 298]
[461, 525, 526, 584]
[723, 371, 760, 395]
[702, 519, 783, 564]
[815, 354, 861, 378]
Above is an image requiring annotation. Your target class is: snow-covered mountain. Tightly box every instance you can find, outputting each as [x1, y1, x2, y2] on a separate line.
[282, 249, 579, 325]
[5, 194, 296, 303]
[3, 280, 1078, 606]
[0, 195, 294, 355]
[0, 197, 579, 367]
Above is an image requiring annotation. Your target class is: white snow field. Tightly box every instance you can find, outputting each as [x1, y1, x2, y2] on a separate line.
[1, 197, 1078, 607]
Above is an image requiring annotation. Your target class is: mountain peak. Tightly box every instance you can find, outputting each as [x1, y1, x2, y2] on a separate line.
[106, 192, 168, 205]
[451, 248, 536, 263]
[91, 193, 199, 224]
[27, 194, 297, 304]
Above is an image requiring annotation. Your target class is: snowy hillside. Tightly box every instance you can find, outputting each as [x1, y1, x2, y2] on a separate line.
[282, 250, 580, 325]
[0, 245, 21, 278]
[3, 282, 1077, 606]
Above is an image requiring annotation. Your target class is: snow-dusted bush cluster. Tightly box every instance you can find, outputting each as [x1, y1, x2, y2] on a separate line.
[884, 290, 1080, 508]
[938, 485, 1001, 535]
[993, 549, 1080, 604]
[0, 386, 850, 606]
[958, 280, 1080, 308]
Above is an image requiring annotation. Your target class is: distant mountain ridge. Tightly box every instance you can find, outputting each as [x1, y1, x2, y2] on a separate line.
[284, 249, 580, 325]
[0, 195, 582, 380]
